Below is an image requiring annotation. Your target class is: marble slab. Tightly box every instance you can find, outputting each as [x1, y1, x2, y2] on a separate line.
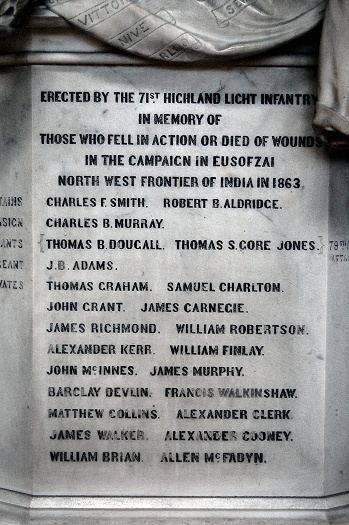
[30, 64, 331, 495]
[1, 61, 349, 521]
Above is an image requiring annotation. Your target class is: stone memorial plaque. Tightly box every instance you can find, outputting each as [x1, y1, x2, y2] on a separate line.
[31, 65, 330, 494]
[1, 50, 349, 522]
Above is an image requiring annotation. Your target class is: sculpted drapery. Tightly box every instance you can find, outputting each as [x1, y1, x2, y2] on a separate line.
[1, 0, 348, 149]
[312, 1, 349, 150]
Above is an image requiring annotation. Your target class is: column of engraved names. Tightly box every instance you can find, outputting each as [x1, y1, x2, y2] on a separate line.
[39, 89, 160, 466]
[35, 74, 324, 480]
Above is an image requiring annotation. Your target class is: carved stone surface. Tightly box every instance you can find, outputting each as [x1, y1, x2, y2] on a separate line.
[313, 0, 349, 150]
[45, 0, 327, 61]
[1, 57, 349, 523]
[0, 0, 31, 31]
[1, 4, 349, 525]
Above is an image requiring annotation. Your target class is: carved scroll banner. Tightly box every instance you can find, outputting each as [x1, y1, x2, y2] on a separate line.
[17, 62, 347, 500]
[46, 0, 326, 61]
